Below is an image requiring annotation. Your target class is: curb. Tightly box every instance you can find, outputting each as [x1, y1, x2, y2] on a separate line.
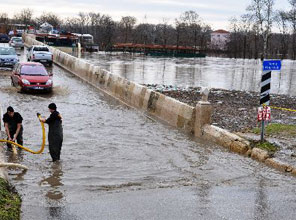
[203, 125, 296, 176]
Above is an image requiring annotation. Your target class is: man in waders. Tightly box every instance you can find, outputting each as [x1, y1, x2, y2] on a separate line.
[2, 106, 23, 149]
[40, 103, 63, 162]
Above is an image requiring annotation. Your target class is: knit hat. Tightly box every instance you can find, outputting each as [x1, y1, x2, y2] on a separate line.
[48, 103, 57, 110]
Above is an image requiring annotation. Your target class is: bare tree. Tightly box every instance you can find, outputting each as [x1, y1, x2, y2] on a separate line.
[175, 18, 186, 47]
[246, 0, 275, 59]
[36, 12, 62, 28]
[179, 11, 202, 48]
[78, 12, 91, 34]
[119, 16, 137, 43]
[133, 23, 155, 44]
[228, 17, 242, 57]
[0, 13, 9, 24]
[288, 0, 296, 59]
[97, 15, 116, 50]
[154, 18, 173, 46]
[275, 10, 289, 59]
[14, 8, 34, 27]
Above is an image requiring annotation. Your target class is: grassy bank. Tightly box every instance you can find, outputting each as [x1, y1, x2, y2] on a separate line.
[253, 123, 296, 137]
[0, 178, 21, 220]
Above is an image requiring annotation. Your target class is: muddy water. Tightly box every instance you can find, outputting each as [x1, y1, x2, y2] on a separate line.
[0, 48, 296, 219]
[79, 52, 296, 96]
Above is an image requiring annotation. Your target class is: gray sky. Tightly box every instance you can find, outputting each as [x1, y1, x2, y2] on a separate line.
[0, 0, 291, 30]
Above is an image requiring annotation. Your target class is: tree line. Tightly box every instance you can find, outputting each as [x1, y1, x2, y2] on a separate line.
[1, 0, 296, 59]
[0, 9, 211, 51]
[228, 0, 296, 60]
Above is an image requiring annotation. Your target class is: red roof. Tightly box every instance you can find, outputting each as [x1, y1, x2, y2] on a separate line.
[212, 29, 230, 34]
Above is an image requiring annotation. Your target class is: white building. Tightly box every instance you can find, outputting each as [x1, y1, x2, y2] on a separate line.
[40, 22, 53, 33]
[210, 29, 230, 50]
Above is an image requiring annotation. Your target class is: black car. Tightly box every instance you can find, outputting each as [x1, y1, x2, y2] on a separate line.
[0, 34, 10, 43]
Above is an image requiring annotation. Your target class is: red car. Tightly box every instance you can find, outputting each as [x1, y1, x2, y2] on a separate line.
[11, 62, 53, 92]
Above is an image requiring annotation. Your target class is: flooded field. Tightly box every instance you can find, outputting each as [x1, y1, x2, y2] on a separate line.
[79, 52, 296, 96]
[0, 48, 296, 219]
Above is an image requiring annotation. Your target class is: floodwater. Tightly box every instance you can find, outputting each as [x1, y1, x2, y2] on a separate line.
[0, 48, 296, 219]
[79, 52, 296, 96]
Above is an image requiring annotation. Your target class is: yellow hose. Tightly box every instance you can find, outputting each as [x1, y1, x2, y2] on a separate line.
[0, 115, 46, 154]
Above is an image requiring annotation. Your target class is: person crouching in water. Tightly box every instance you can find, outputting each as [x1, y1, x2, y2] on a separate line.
[40, 103, 63, 162]
[2, 106, 23, 150]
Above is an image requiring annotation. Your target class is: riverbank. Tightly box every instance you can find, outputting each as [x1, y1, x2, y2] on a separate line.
[145, 84, 296, 167]
[0, 178, 21, 220]
[0, 132, 21, 219]
[145, 85, 296, 132]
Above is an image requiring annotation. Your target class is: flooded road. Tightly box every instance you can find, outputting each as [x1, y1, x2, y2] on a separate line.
[80, 52, 296, 96]
[0, 48, 296, 219]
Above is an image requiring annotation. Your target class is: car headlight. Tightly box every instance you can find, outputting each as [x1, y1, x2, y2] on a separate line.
[21, 79, 30, 85]
[46, 79, 53, 85]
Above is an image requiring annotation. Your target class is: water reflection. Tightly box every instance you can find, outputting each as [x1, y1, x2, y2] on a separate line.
[40, 162, 64, 201]
[6, 149, 27, 181]
[48, 206, 64, 219]
[79, 52, 296, 96]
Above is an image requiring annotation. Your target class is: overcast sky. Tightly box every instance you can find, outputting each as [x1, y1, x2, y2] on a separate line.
[0, 0, 291, 30]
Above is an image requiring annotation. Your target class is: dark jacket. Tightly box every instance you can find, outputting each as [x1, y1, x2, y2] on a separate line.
[3, 112, 23, 133]
[45, 111, 63, 141]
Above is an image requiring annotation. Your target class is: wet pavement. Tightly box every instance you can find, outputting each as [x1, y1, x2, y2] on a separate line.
[78, 52, 296, 96]
[0, 47, 296, 219]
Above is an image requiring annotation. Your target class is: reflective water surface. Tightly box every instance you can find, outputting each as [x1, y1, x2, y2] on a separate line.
[0, 48, 295, 219]
[80, 52, 296, 96]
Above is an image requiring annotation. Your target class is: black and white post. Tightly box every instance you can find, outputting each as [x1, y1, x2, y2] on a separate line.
[260, 60, 281, 142]
[260, 70, 271, 142]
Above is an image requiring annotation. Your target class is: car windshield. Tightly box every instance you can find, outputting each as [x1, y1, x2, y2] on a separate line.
[13, 38, 22, 42]
[20, 65, 48, 76]
[0, 47, 16, 55]
[83, 36, 93, 40]
[33, 47, 49, 52]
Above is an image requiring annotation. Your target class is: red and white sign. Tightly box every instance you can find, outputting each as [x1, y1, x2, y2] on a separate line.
[257, 106, 271, 121]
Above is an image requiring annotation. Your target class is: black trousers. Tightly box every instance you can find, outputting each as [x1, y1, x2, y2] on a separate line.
[49, 137, 63, 161]
[7, 130, 23, 149]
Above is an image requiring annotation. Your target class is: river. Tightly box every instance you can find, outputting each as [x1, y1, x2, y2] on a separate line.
[79, 52, 296, 96]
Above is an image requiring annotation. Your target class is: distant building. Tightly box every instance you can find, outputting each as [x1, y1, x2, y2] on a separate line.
[40, 22, 53, 33]
[210, 29, 230, 50]
[0, 23, 26, 34]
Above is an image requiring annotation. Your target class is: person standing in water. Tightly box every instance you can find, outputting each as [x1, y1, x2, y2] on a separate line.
[2, 106, 23, 149]
[40, 103, 63, 162]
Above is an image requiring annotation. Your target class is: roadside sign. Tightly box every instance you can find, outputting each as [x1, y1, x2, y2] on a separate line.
[263, 60, 281, 71]
[260, 60, 280, 142]
[257, 106, 271, 122]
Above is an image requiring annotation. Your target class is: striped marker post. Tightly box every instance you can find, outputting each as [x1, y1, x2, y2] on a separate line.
[260, 70, 271, 106]
[260, 60, 281, 142]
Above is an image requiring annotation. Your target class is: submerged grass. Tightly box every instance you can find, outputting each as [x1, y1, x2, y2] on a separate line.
[0, 178, 21, 220]
[253, 123, 296, 137]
